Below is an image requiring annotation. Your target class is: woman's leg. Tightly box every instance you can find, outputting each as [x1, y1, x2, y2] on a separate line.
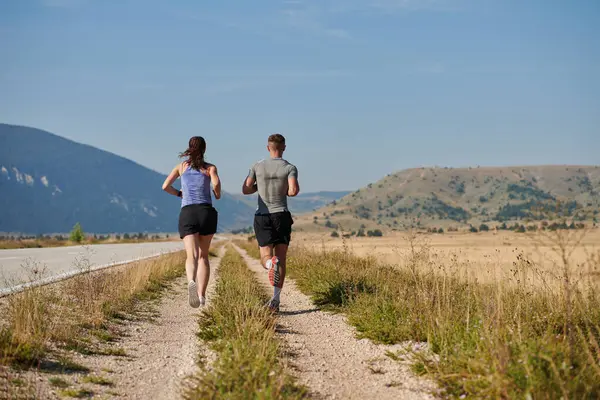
[196, 234, 214, 298]
[183, 234, 200, 282]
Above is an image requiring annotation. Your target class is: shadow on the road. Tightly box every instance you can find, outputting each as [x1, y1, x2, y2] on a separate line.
[36, 358, 91, 375]
[275, 325, 299, 335]
[279, 308, 320, 317]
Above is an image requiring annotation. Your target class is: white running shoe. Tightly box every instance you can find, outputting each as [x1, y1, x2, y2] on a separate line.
[188, 281, 201, 308]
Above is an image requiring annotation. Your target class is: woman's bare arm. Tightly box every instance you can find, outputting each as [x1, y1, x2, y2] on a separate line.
[162, 164, 182, 197]
[209, 165, 221, 200]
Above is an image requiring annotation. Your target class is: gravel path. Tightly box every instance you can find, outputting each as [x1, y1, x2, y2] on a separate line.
[233, 244, 438, 400]
[89, 248, 223, 399]
[20, 248, 223, 400]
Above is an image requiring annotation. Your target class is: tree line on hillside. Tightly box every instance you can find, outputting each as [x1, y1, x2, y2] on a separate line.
[421, 220, 589, 234]
[231, 226, 254, 235]
[331, 227, 383, 238]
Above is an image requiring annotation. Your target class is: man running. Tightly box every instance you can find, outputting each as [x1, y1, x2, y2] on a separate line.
[242, 133, 300, 312]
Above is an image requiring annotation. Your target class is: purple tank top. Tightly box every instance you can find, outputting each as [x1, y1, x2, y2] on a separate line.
[181, 166, 212, 207]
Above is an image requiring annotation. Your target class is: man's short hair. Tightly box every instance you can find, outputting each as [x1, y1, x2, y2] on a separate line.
[268, 134, 286, 150]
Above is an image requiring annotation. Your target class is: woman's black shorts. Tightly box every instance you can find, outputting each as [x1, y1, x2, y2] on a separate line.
[178, 204, 218, 239]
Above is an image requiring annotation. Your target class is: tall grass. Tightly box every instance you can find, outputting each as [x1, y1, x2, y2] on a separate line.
[0, 251, 186, 368]
[234, 238, 261, 260]
[278, 231, 600, 399]
[184, 247, 306, 399]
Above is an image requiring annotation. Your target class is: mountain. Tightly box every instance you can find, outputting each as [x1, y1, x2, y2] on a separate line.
[235, 191, 351, 215]
[0, 124, 254, 234]
[294, 165, 600, 232]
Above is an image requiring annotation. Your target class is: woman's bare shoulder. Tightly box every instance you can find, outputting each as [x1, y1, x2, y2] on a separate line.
[179, 161, 189, 174]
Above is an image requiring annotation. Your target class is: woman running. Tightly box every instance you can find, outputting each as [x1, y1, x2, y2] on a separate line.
[162, 136, 221, 308]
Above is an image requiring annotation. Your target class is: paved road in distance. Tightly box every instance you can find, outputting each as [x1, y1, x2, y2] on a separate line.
[0, 241, 185, 292]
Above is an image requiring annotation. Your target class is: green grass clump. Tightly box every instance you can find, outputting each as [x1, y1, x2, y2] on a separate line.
[82, 375, 114, 386]
[184, 247, 307, 399]
[98, 347, 127, 357]
[56, 357, 90, 373]
[0, 327, 47, 367]
[285, 239, 600, 399]
[49, 377, 70, 388]
[58, 388, 94, 398]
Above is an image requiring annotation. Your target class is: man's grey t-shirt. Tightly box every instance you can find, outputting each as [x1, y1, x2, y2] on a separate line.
[248, 158, 298, 215]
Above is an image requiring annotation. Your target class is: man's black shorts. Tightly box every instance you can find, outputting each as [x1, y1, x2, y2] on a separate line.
[254, 211, 294, 247]
[179, 204, 218, 239]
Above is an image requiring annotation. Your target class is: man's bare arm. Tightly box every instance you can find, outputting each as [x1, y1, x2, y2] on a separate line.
[288, 176, 299, 197]
[242, 175, 258, 195]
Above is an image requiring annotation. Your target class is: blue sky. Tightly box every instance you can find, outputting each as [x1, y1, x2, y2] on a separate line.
[1, 0, 598, 192]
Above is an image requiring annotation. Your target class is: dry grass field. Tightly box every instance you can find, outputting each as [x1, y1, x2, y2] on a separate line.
[234, 227, 600, 397]
[250, 227, 600, 398]
[291, 229, 600, 286]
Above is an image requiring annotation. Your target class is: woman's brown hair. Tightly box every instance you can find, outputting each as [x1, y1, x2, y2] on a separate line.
[179, 136, 207, 170]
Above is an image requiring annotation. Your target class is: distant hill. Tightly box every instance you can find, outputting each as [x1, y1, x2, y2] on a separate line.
[295, 166, 600, 232]
[0, 124, 254, 234]
[235, 191, 350, 215]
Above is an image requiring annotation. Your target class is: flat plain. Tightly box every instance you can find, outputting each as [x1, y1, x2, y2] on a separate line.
[290, 229, 600, 286]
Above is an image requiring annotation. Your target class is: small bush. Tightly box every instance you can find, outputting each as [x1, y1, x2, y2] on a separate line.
[69, 223, 85, 243]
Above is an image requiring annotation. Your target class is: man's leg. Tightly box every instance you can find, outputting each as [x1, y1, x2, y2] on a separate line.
[259, 245, 274, 270]
[270, 244, 288, 303]
[274, 244, 287, 287]
[267, 212, 293, 311]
